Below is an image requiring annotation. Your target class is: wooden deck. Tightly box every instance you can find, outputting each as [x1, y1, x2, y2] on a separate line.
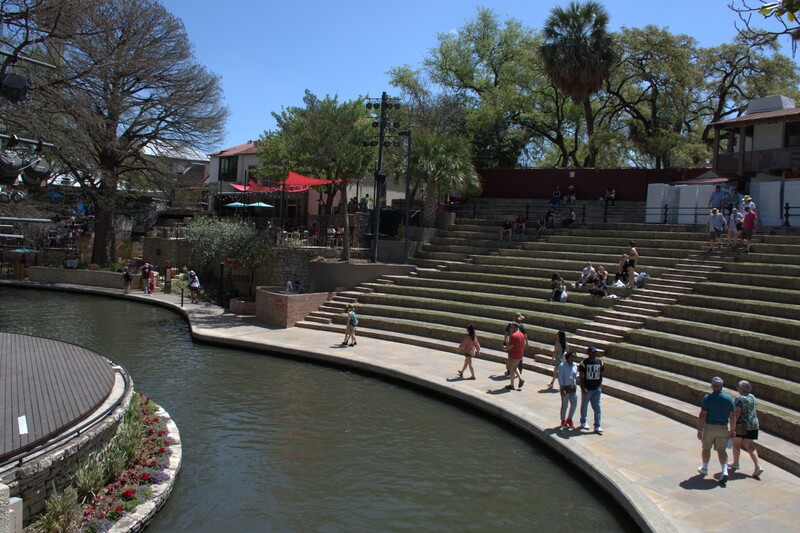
[0, 332, 115, 462]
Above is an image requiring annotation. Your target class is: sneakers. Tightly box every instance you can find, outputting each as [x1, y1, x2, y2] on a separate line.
[719, 474, 728, 487]
[566, 418, 574, 428]
[560, 419, 567, 428]
[753, 467, 764, 479]
[340, 341, 348, 347]
[504, 385, 515, 390]
[697, 466, 708, 476]
[349, 341, 357, 346]
[727, 463, 740, 471]
[518, 379, 525, 389]
[595, 427, 603, 435]
[580, 423, 590, 430]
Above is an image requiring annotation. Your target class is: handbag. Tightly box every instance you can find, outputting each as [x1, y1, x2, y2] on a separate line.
[563, 384, 576, 394]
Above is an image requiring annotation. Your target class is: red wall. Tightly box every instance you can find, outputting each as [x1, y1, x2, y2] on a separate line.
[476, 168, 709, 201]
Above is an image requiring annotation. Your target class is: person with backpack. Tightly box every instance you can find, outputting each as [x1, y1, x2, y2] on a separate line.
[341, 305, 358, 347]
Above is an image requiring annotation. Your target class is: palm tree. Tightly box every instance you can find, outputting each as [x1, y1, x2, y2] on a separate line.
[396, 131, 481, 228]
[540, 1, 614, 167]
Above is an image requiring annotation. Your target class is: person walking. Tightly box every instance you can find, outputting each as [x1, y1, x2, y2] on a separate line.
[696, 376, 736, 487]
[729, 380, 763, 479]
[706, 208, 727, 252]
[579, 346, 604, 434]
[122, 267, 133, 294]
[341, 305, 358, 347]
[549, 330, 568, 389]
[504, 322, 525, 390]
[456, 325, 480, 380]
[503, 313, 528, 377]
[141, 263, 152, 294]
[558, 351, 579, 428]
[727, 208, 743, 249]
[742, 205, 757, 253]
[188, 270, 201, 304]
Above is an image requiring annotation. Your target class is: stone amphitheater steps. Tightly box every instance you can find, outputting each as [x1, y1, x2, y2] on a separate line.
[300, 218, 800, 476]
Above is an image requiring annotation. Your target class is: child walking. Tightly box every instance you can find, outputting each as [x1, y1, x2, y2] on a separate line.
[456, 325, 480, 380]
[341, 305, 358, 347]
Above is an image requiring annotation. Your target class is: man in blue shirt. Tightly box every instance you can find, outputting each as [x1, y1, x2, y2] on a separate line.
[708, 185, 726, 210]
[697, 376, 736, 487]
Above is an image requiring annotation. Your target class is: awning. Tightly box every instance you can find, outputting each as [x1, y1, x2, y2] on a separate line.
[247, 202, 274, 208]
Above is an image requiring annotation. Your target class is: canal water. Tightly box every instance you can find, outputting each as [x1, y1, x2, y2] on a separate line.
[0, 288, 638, 532]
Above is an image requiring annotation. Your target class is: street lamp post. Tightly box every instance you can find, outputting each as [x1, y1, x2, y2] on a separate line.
[364, 91, 401, 263]
[398, 130, 412, 264]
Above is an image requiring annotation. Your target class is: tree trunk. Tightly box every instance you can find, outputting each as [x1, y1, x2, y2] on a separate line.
[583, 97, 597, 168]
[421, 182, 438, 228]
[91, 198, 117, 266]
[340, 182, 351, 262]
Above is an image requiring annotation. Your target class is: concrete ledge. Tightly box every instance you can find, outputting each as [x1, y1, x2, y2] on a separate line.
[28, 266, 140, 289]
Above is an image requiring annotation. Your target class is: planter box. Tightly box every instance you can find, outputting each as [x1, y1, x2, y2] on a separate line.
[255, 286, 335, 328]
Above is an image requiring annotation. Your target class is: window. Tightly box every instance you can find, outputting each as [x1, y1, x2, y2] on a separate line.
[219, 156, 238, 182]
[786, 122, 800, 147]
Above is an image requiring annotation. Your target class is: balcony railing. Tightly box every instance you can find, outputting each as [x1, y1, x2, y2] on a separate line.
[716, 147, 800, 173]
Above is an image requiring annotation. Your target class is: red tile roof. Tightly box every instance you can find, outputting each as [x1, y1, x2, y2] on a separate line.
[210, 141, 257, 157]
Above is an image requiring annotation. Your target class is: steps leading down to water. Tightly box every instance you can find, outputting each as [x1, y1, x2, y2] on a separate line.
[297, 216, 800, 476]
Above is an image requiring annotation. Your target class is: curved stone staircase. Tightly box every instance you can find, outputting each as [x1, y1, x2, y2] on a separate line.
[297, 214, 800, 476]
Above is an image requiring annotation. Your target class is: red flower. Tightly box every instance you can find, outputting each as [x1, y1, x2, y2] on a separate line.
[158, 430, 165, 436]
[142, 473, 150, 481]
[150, 460, 157, 467]
[159, 447, 165, 453]
[122, 489, 137, 499]
[153, 417, 159, 422]
[116, 506, 124, 512]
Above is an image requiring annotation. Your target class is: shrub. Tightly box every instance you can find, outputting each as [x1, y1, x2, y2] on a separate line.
[31, 483, 79, 533]
[74, 454, 106, 501]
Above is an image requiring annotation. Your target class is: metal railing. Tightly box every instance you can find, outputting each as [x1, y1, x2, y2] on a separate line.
[784, 203, 800, 227]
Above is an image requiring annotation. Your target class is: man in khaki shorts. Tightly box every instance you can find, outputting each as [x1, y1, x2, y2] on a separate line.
[697, 376, 736, 486]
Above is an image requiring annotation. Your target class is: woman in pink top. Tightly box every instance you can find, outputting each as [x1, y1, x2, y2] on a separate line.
[457, 324, 480, 380]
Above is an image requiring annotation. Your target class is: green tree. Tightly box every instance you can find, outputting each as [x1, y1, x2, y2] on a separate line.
[730, 1, 800, 54]
[13, 0, 227, 266]
[540, 1, 614, 167]
[390, 130, 480, 228]
[255, 90, 374, 261]
[604, 26, 706, 169]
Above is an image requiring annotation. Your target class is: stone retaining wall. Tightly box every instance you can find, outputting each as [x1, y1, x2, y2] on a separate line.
[0, 373, 133, 522]
[28, 266, 141, 290]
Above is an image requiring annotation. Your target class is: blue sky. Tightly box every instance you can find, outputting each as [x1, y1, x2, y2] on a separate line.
[161, 0, 798, 152]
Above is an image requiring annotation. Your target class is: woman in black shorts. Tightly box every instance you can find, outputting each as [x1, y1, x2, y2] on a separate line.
[729, 380, 764, 479]
[626, 240, 639, 288]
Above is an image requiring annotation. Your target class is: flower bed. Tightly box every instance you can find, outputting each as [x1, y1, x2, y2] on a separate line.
[30, 394, 181, 533]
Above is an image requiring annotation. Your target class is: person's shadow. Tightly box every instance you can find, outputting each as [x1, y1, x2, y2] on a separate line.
[679, 473, 723, 491]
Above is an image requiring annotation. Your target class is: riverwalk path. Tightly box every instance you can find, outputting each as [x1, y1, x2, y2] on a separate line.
[3, 280, 799, 533]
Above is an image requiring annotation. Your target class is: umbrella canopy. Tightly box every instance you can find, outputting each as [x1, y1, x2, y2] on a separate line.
[247, 202, 273, 208]
[10, 248, 37, 253]
[225, 202, 247, 207]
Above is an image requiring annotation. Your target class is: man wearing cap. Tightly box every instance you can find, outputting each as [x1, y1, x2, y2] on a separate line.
[697, 376, 736, 487]
[504, 322, 525, 390]
[579, 346, 604, 434]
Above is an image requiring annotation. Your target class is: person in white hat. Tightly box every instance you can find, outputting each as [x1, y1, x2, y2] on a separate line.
[188, 270, 201, 303]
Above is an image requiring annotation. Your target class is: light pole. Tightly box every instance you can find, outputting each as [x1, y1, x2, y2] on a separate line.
[364, 92, 401, 263]
[398, 130, 412, 264]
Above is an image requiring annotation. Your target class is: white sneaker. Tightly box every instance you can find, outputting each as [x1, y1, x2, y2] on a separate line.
[580, 423, 590, 430]
[697, 466, 708, 476]
[595, 427, 603, 434]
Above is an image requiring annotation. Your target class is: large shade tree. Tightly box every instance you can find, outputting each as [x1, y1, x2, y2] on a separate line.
[540, 0, 614, 167]
[255, 90, 374, 261]
[12, 0, 228, 265]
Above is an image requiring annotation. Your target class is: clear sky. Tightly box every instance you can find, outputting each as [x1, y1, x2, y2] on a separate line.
[161, 0, 798, 153]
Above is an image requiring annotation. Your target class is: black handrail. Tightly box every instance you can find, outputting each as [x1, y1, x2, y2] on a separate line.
[784, 202, 800, 227]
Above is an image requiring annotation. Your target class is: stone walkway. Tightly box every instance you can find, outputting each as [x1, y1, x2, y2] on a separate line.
[4, 280, 800, 533]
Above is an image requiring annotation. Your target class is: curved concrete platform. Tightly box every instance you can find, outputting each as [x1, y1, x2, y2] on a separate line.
[2, 280, 800, 532]
[0, 332, 116, 462]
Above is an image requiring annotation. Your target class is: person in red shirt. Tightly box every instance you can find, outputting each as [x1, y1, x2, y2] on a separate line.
[504, 323, 525, 390]
[742, 206, 757, 253]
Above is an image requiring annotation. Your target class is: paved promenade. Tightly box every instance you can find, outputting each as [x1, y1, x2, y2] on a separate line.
[4, 280, 800, 532]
